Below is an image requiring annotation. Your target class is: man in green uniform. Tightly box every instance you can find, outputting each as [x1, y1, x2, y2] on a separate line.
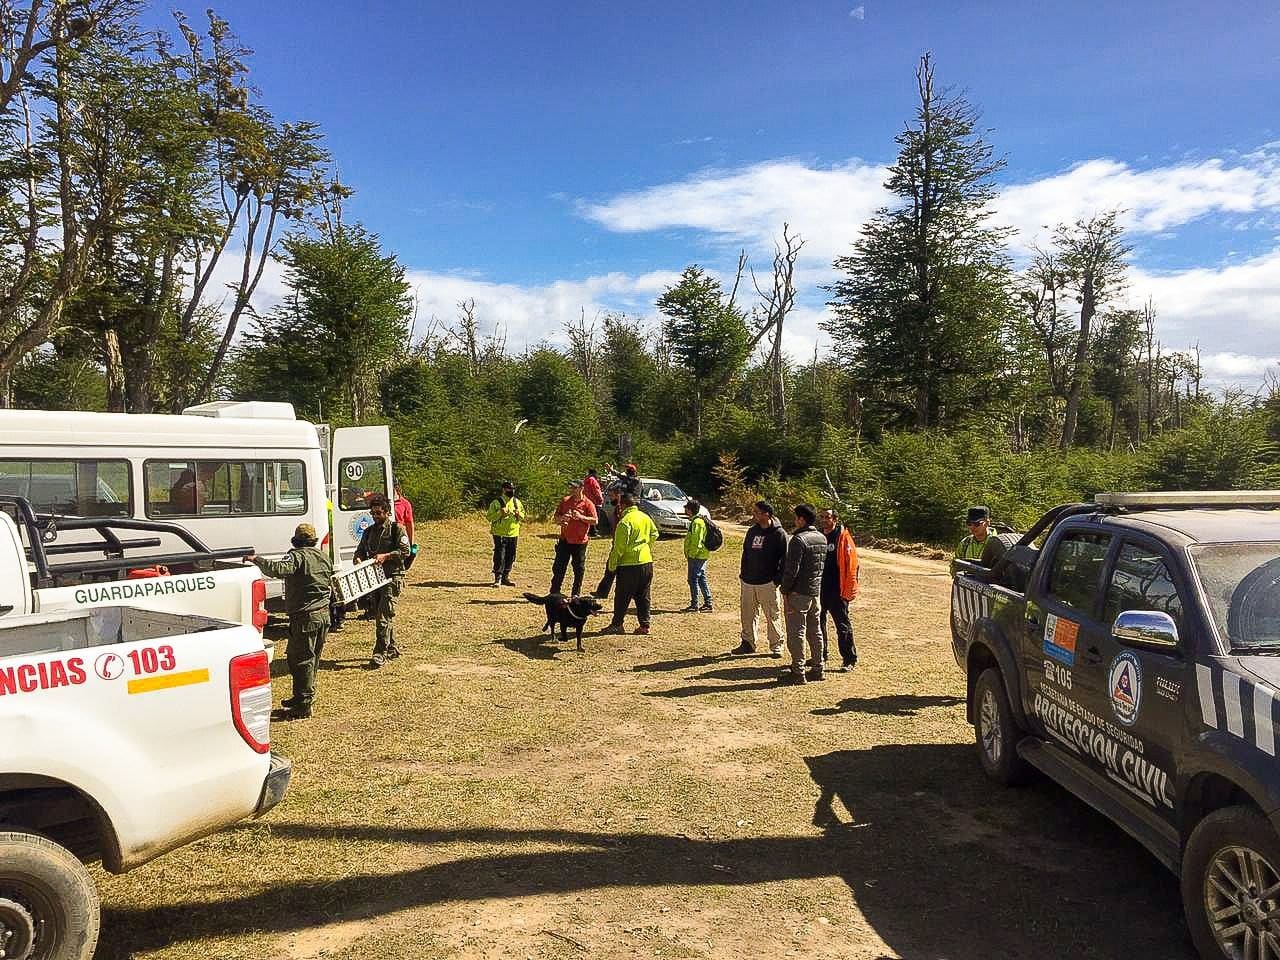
[601, 491, 659, 636]
[245, 522, 333, 719]
[356, 493, 412, 668]
[955, 505, 994, 564]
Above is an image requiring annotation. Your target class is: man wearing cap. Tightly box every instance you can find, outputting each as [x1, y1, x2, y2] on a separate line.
[356, 494, 412, 668]
[550, 477, 597, 596]
[487, 480, 526, 587]
[244, 523, 334, 719]
[956, 506, 994, 565]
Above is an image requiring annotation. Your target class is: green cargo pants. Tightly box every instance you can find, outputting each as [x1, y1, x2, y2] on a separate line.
[371, 577, 403, 660]
[288, 610, 329, 708]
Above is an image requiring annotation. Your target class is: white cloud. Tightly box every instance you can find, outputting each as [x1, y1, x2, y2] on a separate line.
[578, 148, 1280, 387]
[206, 148, 1280, 392]
[582, 159, 889, 268]
[996, 152, 1280, 251]
[583, 149, 1280, 263]
[1127, 248, 1280, 391]
[403, 269, 681, 350]
[850, 5, 865, 20]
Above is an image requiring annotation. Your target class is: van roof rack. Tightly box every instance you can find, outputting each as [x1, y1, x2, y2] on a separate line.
[1094, 491, 1280, 510]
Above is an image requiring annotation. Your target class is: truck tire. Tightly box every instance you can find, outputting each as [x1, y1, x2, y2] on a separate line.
[1182, 805, 1280, 960]
[973, 668, 1029, 786]
[0, 832, 99, 960]
[979, 531, 1020, 567]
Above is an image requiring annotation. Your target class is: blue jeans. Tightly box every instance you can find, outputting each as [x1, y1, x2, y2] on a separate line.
[687, 559, 712, 605]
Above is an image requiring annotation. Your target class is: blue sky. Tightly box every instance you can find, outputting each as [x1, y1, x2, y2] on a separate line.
[148, 1, 1280, 387]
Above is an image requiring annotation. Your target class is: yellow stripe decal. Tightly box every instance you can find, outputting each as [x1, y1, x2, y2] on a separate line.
[127, 669, 210, 695]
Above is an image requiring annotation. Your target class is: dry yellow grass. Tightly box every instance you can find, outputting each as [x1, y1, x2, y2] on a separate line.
[94, 518, 1193, 959]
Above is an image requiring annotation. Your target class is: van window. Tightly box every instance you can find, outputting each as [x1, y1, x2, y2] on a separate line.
[1045, 532, 1112, 617]
[337, 457, 387, 510]
[0, 459, 131, 517]
[145, 460, 306, 517]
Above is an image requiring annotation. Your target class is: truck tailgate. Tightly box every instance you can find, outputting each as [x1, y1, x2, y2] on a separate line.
[1, 622, 276, 870]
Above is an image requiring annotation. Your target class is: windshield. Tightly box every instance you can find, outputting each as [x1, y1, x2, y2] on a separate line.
[642, 481, 685, 501]
[1189, 542, 1280, 649]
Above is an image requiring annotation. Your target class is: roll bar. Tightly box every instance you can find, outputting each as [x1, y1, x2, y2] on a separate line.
[0, 496, 250, 588]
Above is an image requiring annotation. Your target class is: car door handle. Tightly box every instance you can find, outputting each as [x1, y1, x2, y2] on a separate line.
[1083, 646, 1103, 665]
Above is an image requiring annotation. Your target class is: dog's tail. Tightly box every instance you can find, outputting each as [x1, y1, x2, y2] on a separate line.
[522, 592, 548, 605]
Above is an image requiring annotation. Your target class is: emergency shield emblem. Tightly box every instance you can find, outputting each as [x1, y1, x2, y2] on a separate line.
[1109, 650, 1142, 726]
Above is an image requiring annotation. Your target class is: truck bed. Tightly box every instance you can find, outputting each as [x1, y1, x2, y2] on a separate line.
[0, 607, 230, 660]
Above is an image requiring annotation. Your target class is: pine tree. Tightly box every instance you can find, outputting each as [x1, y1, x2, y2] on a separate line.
[656, 266, 749, 439]
[825, 53, 1013, 430]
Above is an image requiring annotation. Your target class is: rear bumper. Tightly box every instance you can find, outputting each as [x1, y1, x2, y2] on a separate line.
[254, 753, 292, 817]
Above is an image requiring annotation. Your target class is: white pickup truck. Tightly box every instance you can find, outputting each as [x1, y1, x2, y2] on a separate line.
[0, 500, 266, 630]
[0, 605, 291, 960]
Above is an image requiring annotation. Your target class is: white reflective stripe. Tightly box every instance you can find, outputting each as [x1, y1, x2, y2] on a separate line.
[1197, 664, 1218, 728]
[1256, 685, 1276, 756]
[1223, 672, 1245, 737]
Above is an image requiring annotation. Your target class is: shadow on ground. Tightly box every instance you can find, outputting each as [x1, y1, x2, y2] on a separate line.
[97, 743, 1193, 960]
[494, 634, 574, 661]
[630, 653, 726, 673]
[810, 694, 965, 717]
[414, 580, 495, 588]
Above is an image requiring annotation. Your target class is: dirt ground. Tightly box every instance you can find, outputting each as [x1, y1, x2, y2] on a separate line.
[94, 518, 1197, 959]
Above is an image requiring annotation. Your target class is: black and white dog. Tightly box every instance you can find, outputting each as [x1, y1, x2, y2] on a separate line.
[523, 592, 603, 650]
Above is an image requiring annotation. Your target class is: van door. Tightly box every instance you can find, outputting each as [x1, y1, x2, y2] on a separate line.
[330, 426, 394, 571]
[0, 512, 34, 616]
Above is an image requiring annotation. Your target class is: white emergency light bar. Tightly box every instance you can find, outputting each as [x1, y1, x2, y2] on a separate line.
[1094, 491, 1280, 509]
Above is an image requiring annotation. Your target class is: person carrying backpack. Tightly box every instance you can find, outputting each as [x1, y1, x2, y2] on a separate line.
[682, 499, 717, 612]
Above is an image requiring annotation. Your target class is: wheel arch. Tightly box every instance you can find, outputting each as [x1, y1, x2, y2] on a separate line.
[965, 624, 1026, 729]
[1180, 769, 1269, 850]
[0, 774, 122, 873]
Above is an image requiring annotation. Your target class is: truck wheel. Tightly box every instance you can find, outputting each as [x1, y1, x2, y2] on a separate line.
[0, 832, 99, 960]
[1183, 805, 1280, 960]
[973, 668, 1028, 786]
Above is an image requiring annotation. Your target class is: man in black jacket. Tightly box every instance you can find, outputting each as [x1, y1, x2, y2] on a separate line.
[779, 503, 828, 684]
[731, 500, 789, 656]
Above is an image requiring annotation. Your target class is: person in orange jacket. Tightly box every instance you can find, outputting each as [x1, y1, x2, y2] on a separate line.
[818, 507, 860, 671]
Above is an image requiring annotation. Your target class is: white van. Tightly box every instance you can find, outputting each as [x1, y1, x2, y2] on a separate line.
[0, 401, 394, 600]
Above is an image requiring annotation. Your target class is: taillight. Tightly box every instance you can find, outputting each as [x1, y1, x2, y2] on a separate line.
[229, 651, 272, 753]
[251, 578, 268, 631]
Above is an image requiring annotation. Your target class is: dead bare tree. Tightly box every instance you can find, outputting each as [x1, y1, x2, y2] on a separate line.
[1056, 211, 1131, 448]
[726, 249, 748, 312]
[565, 307, 603, 399]
[748, 223, 805, 431]
[449, 297, 481, 375]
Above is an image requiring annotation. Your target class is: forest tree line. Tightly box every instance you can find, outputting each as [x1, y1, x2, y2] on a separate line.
[0, 11, 1275, 541]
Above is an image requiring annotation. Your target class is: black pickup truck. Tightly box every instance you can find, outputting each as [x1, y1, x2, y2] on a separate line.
[951, 492, 1280, 960]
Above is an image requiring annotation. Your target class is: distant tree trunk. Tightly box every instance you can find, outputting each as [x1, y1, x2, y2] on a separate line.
[1060, 274, 1096, 449]
[103, 329, 126, 412]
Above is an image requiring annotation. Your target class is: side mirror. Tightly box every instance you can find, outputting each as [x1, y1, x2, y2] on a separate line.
[1113, 609, 1179, 650]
